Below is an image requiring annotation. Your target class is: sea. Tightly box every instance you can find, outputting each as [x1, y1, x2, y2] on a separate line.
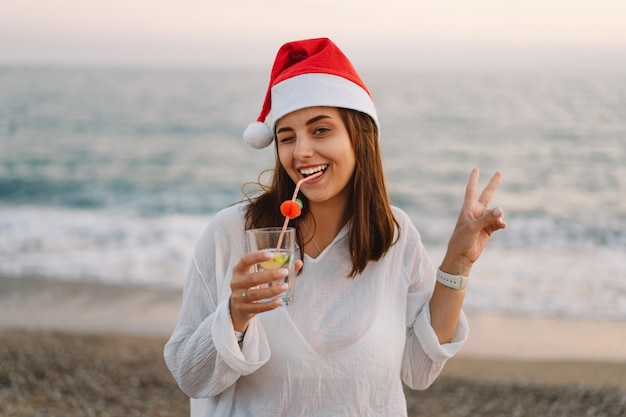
[1, 66, 625, 320]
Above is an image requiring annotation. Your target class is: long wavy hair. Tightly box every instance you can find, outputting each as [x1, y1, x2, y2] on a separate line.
[244, 108, 399, 278]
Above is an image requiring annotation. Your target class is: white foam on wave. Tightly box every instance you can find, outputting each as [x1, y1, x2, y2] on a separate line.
[462, 246, 626, 319]
[2, 206, 625, 319]
[0, 206, 209, 288]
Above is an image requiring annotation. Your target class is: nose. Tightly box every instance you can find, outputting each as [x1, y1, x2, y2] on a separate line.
[293, 135, 314, 160]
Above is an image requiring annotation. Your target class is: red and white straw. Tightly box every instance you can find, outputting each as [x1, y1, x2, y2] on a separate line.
[276, 171, 323, 250]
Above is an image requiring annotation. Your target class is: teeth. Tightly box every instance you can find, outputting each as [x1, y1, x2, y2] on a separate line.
[299, 164, 328, 176]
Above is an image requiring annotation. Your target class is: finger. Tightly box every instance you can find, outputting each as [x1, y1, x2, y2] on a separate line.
[248, 267, 290, 288]
[233, 251, 273, 275]
[475, 207, 506, 230]
[478, 171, 502, 206]
[244, 282, 289, 304]
[231, 251, 279, 297]
[464, 168, 480, 203]
[238, 297, 284, 314]
[231, 291, 283, 320]
[493, 207, 507, 229]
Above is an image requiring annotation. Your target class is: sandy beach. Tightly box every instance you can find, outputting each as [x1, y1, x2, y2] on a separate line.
[1, 275, 625, 416]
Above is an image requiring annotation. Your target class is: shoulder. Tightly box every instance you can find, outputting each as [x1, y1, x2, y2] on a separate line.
[388, 206, 433, 285]
[196, 203, 248, 246]
[391, 205, 411, 225]
[211, 203, 248, 229]
[191, 203, 249, 273]
[391, 206, 419, 234]
[390, 205, 423, 247]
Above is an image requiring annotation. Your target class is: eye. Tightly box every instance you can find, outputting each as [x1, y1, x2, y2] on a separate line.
[313, 126, 331, 136]
[277, 134, 295, 144]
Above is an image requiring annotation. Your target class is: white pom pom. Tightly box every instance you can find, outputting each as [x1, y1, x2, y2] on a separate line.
[243, 122, 274, 149]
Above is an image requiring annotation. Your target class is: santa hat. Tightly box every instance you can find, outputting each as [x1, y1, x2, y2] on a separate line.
[243, 37, 379, 149]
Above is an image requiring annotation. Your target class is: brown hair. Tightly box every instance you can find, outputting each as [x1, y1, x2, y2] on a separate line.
[244, 108, 399, 278]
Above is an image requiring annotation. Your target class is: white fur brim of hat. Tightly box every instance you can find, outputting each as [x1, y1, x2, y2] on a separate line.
[244, 73, 379, 149]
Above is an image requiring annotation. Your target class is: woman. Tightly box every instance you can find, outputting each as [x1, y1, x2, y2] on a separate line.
[164, 38, 505, 416]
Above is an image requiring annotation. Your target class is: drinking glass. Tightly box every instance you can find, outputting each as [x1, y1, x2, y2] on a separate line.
[245, 227, 296, 305]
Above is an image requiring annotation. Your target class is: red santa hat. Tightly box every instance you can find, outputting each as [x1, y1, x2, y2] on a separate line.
[243, 37, 379, 149]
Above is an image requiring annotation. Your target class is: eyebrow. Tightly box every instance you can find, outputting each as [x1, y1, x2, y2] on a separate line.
[276, 114, 332, 134]
[306, 114, 332, 125]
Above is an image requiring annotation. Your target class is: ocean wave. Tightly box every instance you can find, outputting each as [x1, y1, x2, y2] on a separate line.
[2, 68, 625, 320]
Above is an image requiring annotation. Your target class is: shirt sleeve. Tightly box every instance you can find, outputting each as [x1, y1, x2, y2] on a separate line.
[397, 211, 469, 390]
[163, 207, 271, 398]
[402, 302, 469, 390]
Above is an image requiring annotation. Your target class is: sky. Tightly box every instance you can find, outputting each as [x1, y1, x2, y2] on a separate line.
[1, 0, 626, 70]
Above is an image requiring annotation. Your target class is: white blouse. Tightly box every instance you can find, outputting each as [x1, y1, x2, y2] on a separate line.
[164, 203, 468, 417]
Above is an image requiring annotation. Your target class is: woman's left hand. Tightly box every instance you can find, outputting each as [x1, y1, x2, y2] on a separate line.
[441, 168, 506, 276]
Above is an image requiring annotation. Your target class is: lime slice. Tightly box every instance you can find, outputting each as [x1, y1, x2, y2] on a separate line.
[258, 252, 290, 270]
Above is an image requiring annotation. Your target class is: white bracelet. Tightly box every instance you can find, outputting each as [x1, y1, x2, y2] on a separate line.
[436, 268, 469, 290]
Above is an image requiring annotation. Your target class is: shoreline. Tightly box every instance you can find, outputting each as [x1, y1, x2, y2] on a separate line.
[0, 275, 181, 336]
[459, 311, 626, 361]
[2, 275, 624, 361]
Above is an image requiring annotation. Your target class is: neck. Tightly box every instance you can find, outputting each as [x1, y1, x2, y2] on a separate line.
[303, 203, 348, 257]
[311, 195, 349, 230]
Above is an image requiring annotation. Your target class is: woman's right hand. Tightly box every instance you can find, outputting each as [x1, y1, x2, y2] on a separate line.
[229, 251, 302, 332]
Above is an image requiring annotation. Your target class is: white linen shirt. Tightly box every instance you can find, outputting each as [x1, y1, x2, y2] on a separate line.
[164, 203, 468, 417]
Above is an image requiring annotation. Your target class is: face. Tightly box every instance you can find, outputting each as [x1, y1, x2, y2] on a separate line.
[275, 106, 356, 210]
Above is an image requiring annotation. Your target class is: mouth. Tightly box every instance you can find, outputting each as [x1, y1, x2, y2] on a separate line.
[299, 164, 328, 178]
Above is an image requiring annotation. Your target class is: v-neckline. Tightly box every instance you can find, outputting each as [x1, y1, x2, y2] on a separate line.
[302, 223, 349, 262]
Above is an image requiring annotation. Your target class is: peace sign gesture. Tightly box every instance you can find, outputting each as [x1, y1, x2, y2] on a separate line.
[440, 168, 506, 276]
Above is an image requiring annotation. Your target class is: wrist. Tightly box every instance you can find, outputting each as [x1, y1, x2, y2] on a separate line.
[440, 255, 472, 277]
[436, 267, 469, 290]
[229, 295, 251, 332]
[232, 317, 250, 333]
